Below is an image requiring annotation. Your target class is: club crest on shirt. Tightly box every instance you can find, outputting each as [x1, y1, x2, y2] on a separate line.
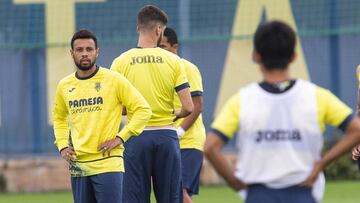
[95, 82, 101, 92]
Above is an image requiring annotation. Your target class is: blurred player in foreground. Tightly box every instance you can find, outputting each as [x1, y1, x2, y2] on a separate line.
[159, 27, 206, 203]
[53, 29, 151, 203]
[111, 5, 193, 203]
[204, 21, 360, 203]
[351, 66, 360, 170]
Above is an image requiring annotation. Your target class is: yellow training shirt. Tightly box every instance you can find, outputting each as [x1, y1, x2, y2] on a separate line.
[53, 67, 151, 176]
[174, 59, 206, 151]
[110, 47, 189, 126]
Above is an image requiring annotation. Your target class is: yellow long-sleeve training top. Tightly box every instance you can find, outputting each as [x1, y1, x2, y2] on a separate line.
[53, 66, 151, 176]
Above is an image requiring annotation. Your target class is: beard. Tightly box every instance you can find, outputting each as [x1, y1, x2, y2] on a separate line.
[75, 59, 96, 71]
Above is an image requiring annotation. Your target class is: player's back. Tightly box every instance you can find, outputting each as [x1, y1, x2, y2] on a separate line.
[111, 47, 188, 127]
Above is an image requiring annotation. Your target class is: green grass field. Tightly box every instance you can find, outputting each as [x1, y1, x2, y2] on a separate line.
[0, 181, 358, 203]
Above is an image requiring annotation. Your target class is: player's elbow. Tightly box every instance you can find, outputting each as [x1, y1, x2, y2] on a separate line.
[204, 142, 216, 160]
[143, 106, 152, 120]
[204, 132, 223, 158]
[204, 140, 215, 158]
[194, 100, 203, 114]
[182, 103, 193, 117]
[203, 144, 211, 157]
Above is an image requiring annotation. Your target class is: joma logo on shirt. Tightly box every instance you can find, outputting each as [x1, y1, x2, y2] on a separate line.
[130, 55, 164, 65]
[255, 129, 301, 143]
[69, 97, 103, 108]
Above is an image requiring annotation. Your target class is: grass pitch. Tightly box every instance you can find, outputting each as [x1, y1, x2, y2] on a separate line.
[0, 181, 358, 203]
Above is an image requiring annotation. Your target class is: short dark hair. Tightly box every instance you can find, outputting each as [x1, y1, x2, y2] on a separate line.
[71, 29, 97, 49]
[163, 27, 178, 46]
[254, 21, 296, 70]
[137, 5, 168, 30]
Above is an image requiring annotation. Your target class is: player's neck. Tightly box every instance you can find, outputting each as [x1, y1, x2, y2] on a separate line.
[137, 34, 158, 48]
[262, 68, 290, 84]
[76, 65, 97, 79]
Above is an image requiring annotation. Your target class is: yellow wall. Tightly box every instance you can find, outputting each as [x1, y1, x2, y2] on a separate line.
[215, 0, 309, 114]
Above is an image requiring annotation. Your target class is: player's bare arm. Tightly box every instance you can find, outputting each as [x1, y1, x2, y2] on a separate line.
[356, 66, 360, 116]
[174, 87, 193, 121]
[352, 65, 360, 160]
[301, 117, 360, 187]
[204, 132, 247, 191]
[179, 95, 203, 131]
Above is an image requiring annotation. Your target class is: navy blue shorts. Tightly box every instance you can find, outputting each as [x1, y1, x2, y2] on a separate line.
[246, 184, 316, 203]
[357, 159, 360, 171]
[123, 129, 182, 203]
[71, 172, 123, 203]
[181, 149, 203, 196]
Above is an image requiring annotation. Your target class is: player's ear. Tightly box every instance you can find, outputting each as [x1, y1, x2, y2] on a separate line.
[155, 25, 161, 36]
[70, 49, 74, 58]
[173, 43, 178, 50]
[155, 24, 163, 36]
[289, 52, 297, 63]
[95, 48, 99, 57]
[252, 50, 261, 64]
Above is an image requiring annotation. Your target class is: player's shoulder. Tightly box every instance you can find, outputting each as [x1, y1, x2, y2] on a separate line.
[112, 48, 136, 62]
[98, 66, 113, 76]
[58, 72, 76, 86]
[356, 65, 360, 81]
[181, 58, 195, 66]
[230, 91, 241, 100]
[100, 66, 126, 80]
[225, 91, 241, 109]
[315, 86, 333, 98]
[239, 82, 260, 93]
[301, 78, 328, 93]
[156, 47, 181, 61]
[310, 81, 336, 100]
[357, 64, 360, 74]
[181, 58, 200, 72]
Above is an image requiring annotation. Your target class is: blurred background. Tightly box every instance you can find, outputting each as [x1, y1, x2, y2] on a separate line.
[0, 0, 360, 201]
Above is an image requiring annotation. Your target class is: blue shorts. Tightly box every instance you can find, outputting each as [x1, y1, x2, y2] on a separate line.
[71, 172, 123, 203]
[357, 159, 360, 171]
[181, 149, 203, 196]
[123, 129, 182, 203]
[246, 184, 316, 203]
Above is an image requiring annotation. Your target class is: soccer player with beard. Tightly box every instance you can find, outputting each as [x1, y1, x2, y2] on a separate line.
[53, 29, 151, 203]
[110, 5, 193, 203]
